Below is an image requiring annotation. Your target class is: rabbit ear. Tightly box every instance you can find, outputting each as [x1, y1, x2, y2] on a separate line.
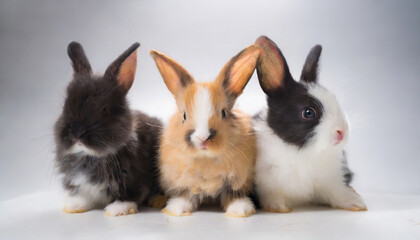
[216, 45, 260, 102]
[67, 41, 92, 75]
[255, 36, 293, 96]
[300, 45, 322, 83]
[150, 50, 194, 97]
[105, 42, 140, 92]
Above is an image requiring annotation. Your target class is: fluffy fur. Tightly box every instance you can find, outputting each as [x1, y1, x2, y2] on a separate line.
[55, 42, 162, 216]
[150, 45, 260, 217]
[104, 200, 138, 216]
[253, 36, 366, 212]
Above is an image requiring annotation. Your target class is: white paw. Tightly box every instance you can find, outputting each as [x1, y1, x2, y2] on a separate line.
[261, 204, 292, 213]
[105, 201, 138, 217]
[63, 195, 91, 214]
[331, 189, 367, 211]
[162, 197, 193, 216]
[225, 198, 255, 218]
[258, 193, 291, 213]
[63, 203, 88, 214]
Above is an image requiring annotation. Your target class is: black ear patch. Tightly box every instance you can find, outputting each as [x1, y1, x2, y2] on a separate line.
[266, 83, 324, 148]
[255, 38, 324, 147]
[300, 45, 322, 83]
[67, 41, 92, 75]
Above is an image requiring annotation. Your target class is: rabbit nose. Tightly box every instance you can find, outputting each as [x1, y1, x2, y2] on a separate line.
[336, 130, 344, 142]
[71, 122, 87, 139]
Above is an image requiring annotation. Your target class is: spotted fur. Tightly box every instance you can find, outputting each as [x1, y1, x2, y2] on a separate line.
[253, 36, 366, 212]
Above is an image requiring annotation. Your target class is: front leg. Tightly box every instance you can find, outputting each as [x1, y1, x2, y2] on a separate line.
[162, 193, 198, 217]
[62, 173, 111, 214]
[105, 200, 138, 216]
[222, 188, 255, 218]
[257, 188, 292, 213]
[63, 193, 94, 214]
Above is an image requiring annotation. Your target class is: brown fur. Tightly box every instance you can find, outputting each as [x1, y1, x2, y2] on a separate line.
[151, 46, 260, 215]
[160, 99, 256, 198]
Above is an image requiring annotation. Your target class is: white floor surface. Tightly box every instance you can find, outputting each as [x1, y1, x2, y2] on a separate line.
[0, 192, 419, 240]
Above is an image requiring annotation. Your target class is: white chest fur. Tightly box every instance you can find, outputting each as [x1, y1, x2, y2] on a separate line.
[253, 113, 345, 206]
[65, 173, 111, 209]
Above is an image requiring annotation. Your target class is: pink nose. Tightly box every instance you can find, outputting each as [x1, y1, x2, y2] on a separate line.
[336, 130, 344, 143]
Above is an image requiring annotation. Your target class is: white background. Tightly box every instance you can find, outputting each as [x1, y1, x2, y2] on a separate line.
[0, 0, 419, 201]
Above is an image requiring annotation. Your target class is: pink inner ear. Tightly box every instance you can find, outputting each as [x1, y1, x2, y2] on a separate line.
[255, 37, 285, 90]
[154, 57, 182, 96]
[230, 54, 253, 81]
[263, 50, 284, 89]
[117, 50, 137, 91]
[228, 55, 252, 94]
[227, 47, 260, 95]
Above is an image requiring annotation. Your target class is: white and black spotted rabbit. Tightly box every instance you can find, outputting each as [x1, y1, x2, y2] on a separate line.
[253, 36, 367, 213]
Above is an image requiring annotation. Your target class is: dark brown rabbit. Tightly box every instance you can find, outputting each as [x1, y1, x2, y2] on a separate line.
[54, 42, 163, 216]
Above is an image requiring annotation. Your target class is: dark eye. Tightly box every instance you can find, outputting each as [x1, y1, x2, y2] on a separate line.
[302, 107, 316, 119]
[221, 109, 227, 119]
[183, 112, 187, 121]
[102, 108, 108, 117]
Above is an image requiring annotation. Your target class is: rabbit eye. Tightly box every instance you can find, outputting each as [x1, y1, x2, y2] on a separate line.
[183, 112, 187, 121]
[102, 108, 108, 117]
[302, 107, 316, 119]
[221, 109, 227, 119]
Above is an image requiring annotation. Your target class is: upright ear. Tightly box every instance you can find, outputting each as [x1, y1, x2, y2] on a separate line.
[105, 42, 140, 92]
[150, 50, 194, 97]
[254, 36, 293, 97]
[67, 41, 92, 75]
[216, 45, 261, 102]
[300, 45, 322, 83]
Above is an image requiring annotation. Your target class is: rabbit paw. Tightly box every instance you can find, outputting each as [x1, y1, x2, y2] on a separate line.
[104, 201, 138, 217]
[333, 200, 367, 211]
[260, 197, 291, 213]
[330, 188, 367, 211]
[62, 196, 91, 214]
[62, 204, 87, 214]
[225, 198, 256, 218]
[162, 197, 193, 216]
[262, 206, 292, 213]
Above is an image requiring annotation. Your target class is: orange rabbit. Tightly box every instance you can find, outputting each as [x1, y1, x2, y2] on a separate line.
[150, 45, 260, 217]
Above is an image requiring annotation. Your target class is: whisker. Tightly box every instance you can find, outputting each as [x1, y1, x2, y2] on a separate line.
[146, 123, 165, 129]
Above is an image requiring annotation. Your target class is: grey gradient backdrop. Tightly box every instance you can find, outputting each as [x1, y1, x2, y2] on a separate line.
[0, 0, 419, 201]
